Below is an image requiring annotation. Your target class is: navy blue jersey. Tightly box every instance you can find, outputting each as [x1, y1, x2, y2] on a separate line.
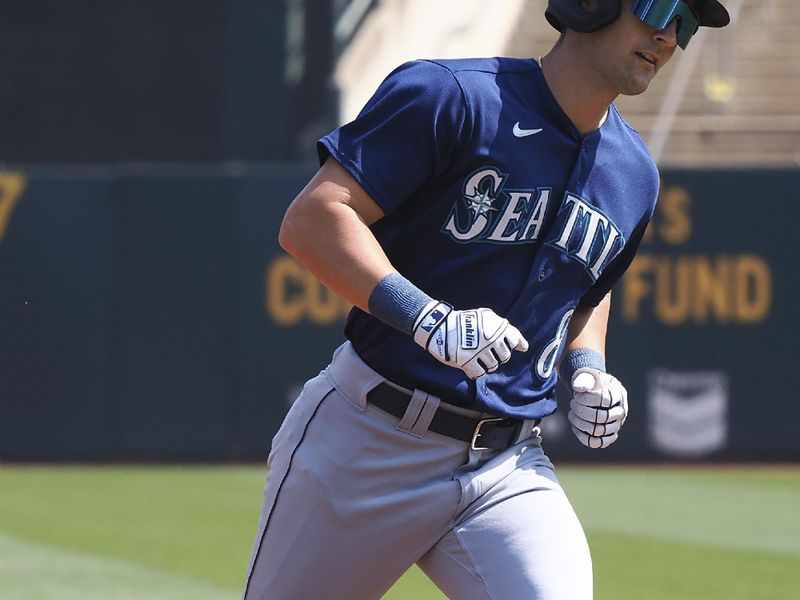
[318, 58, 659, 419]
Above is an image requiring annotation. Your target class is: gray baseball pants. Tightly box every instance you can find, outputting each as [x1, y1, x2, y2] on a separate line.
[242, 342, 592, 599]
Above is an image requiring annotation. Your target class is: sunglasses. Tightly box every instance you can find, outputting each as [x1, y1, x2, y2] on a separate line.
[631, 0, 700, 49]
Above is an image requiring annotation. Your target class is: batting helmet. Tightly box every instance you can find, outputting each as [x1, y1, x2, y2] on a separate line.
[545, 0, 730, 34]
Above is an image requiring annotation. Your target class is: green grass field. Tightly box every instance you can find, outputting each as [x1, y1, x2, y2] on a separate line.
[0, 465, 797, 599]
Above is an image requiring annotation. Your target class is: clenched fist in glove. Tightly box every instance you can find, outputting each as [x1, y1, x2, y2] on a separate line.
[568, 367, 628, 449]
[413, 301, 529, 379]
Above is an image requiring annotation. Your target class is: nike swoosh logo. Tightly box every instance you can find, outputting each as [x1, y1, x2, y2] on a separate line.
[513, 122, 543, 137]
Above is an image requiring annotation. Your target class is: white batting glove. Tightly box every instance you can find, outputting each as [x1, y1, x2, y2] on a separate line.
[568, 367, 628, 449]
[413, 301, 528, 379]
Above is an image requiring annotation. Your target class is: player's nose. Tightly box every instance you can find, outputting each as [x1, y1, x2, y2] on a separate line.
[654, 18, 679, 48]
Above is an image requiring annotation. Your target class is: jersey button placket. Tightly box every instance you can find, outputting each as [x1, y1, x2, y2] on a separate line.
[577, 142, 589, 186]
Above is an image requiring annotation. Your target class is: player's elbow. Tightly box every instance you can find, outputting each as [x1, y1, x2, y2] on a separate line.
[278, 209, 303, 258]
[278, 194, 319, 264]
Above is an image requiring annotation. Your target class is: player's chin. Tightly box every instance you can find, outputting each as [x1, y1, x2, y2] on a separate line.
[618, 63, 658, 96]
[619, 76, 653, 97]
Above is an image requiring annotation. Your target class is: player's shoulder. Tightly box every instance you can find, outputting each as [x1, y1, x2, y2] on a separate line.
[607, 107, 657, 169]
[424, 56, 538, 76]
[604, 106, 660, 194]
[388, 57, 537, 86]
[371, 59, 469, 111]
[411, 57, 540, 106]
[381, 57, 537, 109]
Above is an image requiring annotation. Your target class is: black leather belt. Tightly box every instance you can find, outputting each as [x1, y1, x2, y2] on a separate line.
[366, 382, 535, 450]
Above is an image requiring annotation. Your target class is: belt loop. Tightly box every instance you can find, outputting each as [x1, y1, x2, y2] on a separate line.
[514, 419, 542, 444]
[325, 342, 384, 410]
[409, 394, 440, 438]
[396, 389, 428, 434]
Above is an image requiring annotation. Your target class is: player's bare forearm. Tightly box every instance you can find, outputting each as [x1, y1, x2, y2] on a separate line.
[279, 157, 394, 313]
[562, 292, 611, 360]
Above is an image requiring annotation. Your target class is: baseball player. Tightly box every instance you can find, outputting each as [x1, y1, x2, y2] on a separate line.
[242, 1, 730, 598]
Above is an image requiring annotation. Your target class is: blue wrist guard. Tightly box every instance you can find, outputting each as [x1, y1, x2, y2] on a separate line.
[368, 272, 434, 336]
[561, 348, 606, 387]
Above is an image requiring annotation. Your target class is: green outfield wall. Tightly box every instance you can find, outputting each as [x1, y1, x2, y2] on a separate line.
[0, 166, 797, 461]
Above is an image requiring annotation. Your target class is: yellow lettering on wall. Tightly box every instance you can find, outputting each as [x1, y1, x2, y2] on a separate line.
[642, 185, 693, 245]
[265, 255, 351, 326]
[659, 186, 692, 245]
[735, 255, 771, 323]
[654, 256, 691, 325]
[693, 256, 732, 323]
[267, 256, 306, 325]
[0, 172, 27, 242]
[622, 255, 652, 321]
[622, 254, 773, 326]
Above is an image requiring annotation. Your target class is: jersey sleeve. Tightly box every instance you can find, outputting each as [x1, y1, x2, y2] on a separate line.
[579, 218, 649, 308]
[317, 60, 468, 214]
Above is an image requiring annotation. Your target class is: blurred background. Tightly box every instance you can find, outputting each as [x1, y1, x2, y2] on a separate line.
[0, 1, 797, 598]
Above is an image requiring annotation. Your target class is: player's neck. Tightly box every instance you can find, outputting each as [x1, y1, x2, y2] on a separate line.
[539, 48, 616, 136]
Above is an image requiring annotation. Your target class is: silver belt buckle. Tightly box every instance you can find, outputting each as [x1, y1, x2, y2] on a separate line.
[470, 417, 505, 451]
